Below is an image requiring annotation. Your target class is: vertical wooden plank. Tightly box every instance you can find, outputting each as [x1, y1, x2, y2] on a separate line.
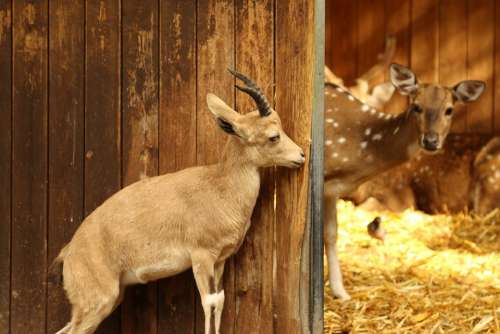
[356, 0, 385, 77]
[11, 1, 48, 333]
[85, 1, 121, 333]
[411, 0, 439, 82]
[275, 0, 314, 333]
[467, 0, 494, 133]
[325, 0, 334, 70]
[47, 0, 84, 333]
[496, 0, 500, 133]
[0, 1, 11, 332]
[121, 0, 159, 333]
[158, 1, 197, 333]
[439, 0, 467, 133]
[329, 0, 358, 84]
[196, 1, 235, 333]
[385, 0, 411, 115]
[233, 1, 274, 333]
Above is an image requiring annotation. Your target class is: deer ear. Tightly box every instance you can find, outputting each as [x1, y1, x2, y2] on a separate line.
[452, 80, 485, 103]
[206, 93, 242, 136]
[390, 63, 418, 96]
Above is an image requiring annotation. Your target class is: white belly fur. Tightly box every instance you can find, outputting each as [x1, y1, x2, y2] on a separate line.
[121, 247, 191, 285]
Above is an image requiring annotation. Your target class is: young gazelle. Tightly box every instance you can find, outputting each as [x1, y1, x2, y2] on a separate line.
[324, 63, 485, 300]
[52, 70, 305, 334]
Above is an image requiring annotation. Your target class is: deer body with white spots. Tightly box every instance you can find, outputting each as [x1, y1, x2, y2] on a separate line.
[51, 71, 305, 334]
[324, 63, 486, 300]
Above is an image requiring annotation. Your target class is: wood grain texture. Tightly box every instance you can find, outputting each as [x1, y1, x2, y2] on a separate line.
[385, 0, 411, 116]
[85, 1, 121, 333]
[233, 0, 274, 333]
[411, 0, 439, 83]
[496, 0, 500, 133]
[11, 1, 48, 333]
[439, 0, 468, 132]
[47, 1, 84, 332]
[158, 1, 197, 333]
[275, 1, 314, 333]
[0, 0, 11, 332]
[196, 1, 235, 333]
[328, 0, 357, 84]
[356, 0, 385, 78]
[467, 0, 494, 133]
[121, 0, 159, 333]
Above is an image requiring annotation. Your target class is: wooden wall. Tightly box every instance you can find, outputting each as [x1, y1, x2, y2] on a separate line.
[0, 1, 320, 333]
[326, 0, 500, 135]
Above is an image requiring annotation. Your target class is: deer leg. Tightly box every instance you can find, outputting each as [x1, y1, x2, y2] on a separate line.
[212, 261, 226, 332]
[192, 253, 224, 334]
[324, 191, 351, 300]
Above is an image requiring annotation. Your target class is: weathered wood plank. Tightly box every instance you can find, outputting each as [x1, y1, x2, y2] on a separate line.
[385, 0, 411, 115]
[196, 1, 235, 333]
[0, 1, 11, 332]
[275, 1, 314, 333]
[496, 0, 500, 133]
[121, 0, 159, 333]
[85, 1, 121, 332]
[158, 1, 197, 333]
[233, 0, 274, 333]
[329, 0, 357, 84]
[356, 0, 385, 78]
[467, 0, 494, 133]
[439, 0, 468, 133]
[411, 0, 439, 83]
[47, 1, 84, 333]
[11, 1, 48, 333]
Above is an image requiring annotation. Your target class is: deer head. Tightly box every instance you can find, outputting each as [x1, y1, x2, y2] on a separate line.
[390, 63, 485, 152]
[206, 69, 305, 168]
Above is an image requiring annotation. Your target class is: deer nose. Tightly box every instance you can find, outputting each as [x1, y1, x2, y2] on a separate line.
[422, 133, 439, 151]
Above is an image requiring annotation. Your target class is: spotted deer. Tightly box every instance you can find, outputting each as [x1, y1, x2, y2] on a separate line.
[471, 137, 500, 215]
[324, 63, 485, 300]
[325, 35, 396, 109]
[51, 70, 305, 334]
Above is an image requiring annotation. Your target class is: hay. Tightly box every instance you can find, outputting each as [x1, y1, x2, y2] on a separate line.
[325, 200, 500, 333]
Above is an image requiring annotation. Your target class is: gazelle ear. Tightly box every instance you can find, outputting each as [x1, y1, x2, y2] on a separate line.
[390, 63, 418, 96]
[206, 93, 242, 136]
[452, 80, 485, 103]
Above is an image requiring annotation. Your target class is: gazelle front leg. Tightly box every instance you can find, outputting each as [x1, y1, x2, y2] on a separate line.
[324, 187, 351, 300]
[192, 252, 225, 334]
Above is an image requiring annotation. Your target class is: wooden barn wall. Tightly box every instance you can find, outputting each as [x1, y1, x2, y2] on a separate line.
[0, 1, 317, 333]
[326, 0, 500, 135]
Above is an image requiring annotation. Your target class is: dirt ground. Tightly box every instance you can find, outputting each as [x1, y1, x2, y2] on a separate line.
[324, 200, 500, 334]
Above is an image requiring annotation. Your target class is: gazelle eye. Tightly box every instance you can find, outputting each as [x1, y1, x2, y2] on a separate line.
[410, 104, 422, 113]
[445, 107, 453, 116]
[269, 134, 280, 143]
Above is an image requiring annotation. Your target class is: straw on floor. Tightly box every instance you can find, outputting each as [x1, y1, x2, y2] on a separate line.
[324, 200, 500, 334]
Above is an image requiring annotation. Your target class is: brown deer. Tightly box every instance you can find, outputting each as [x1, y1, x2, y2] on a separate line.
[324, 63, 485, 300]
[51, 70, 305, 334]
[471, 137, 500, 215]
[325, 36, 396, 109]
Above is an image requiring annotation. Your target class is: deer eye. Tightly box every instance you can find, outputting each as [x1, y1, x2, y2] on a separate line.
[445, 107, 453, 116]
[410, 104, 422, 113]
[269, 134, 280, 143]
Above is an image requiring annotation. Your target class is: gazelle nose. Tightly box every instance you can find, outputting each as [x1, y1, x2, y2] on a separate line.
[300, 151, 305, 158]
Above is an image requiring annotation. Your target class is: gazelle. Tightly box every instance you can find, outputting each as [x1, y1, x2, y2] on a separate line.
[51, 70, 305, 334]
[324, 63, 485, 300]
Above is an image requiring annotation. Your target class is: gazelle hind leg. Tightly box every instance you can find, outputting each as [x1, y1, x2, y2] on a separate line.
[55, 322, 71, 334]
[192, 252, 224, 334]
[324, 190, 351, 300]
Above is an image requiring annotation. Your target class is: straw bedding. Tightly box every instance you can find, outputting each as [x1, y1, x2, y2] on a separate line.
[324, 200, 500, 333]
